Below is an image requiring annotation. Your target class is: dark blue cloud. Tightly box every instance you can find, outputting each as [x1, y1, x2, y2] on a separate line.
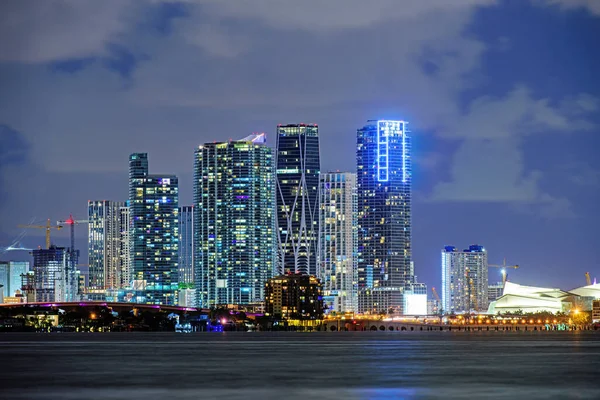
[467, 1, 600, 99]
[49, 57, 97, 74]
[0, 124, 30, 166]
[148, 1, 189, 36]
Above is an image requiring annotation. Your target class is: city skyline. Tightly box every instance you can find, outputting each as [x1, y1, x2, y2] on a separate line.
[1, 1, 599, 293]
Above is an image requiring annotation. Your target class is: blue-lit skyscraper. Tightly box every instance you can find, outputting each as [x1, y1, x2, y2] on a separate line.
[194, 134, 275, 307]
[129, 153, 179, 305]
[178, 206, 194, 285]
[356, 120, 412, 314]
[276, 124, 321, 276]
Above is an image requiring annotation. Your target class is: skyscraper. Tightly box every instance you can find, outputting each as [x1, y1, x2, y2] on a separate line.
[0, 261, 29, 297]
[441, 245, 489, 313]
[275, 124, 321, 276]
[129, 153, 179, 305]
[194, 134, 275, 307]
[318, 172, 358, 314]
[356, 120, 412, 314]
[178, 206, 194, 285]
[88, 200, 126, 290]
[118, 205, 131, 288]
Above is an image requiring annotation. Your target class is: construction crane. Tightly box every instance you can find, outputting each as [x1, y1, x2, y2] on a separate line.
[17, 219, 63, 249]
[431, 287, 442, 316]
[431, 287, 441, 303]
[585, 272, 591, 286]
[57, 215, 89, 252]
[489, 258, 519, 286]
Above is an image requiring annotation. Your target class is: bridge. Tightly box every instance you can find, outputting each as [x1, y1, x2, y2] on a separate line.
[0, 301, 209, 314]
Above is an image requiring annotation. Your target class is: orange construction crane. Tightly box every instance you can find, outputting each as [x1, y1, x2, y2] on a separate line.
[431, 287, 441, 303]
[17, 219, 63, 249]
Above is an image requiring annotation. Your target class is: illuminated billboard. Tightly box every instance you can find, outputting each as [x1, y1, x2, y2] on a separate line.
[404, 293, 427, 315]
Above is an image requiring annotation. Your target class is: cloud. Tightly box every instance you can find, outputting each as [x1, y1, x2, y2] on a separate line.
[541, 0, 600, 16]
[0, 0, 135, 63]
[429, 86, 597, 217]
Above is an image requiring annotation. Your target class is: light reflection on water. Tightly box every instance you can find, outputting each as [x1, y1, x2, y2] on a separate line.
[1, 332, 599, 399]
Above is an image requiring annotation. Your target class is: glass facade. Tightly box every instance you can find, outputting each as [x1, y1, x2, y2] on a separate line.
[0, 261, 29, 297]
[129, 153, 179, 305]
[32, 246, 79, 302]
[441, 245, 488, 313]
[88, 200, 126, 290]
[178, 206, 194, 285]
[318, 172, 358, 314]
[194, 135, 275, 307]
[276, 124, 321, 276]
[356, 120, 412, 314]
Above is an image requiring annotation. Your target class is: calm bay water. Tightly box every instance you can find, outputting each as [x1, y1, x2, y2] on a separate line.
[1, 332, 599, 399]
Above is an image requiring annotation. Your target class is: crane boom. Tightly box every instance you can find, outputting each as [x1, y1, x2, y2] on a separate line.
[431, 287, 441, 302]
[17, 219, 63, 249]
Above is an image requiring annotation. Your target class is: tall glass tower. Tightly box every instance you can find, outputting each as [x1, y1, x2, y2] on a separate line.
[178, 206, 194, 285]
[356, 120, 412, 314]
[318, 172, 358, 313]
[129, 153, 179, 305]
[194, 134, 275, 307]
[276, 124, 321, 276]
[88, 200, 126, 290]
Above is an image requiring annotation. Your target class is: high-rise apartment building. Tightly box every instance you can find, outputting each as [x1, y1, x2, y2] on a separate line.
[88, 200, 126, 290]
[441, 245, 488, 313]
[129, 153, 179, 305]
[276, 124, 321, 276]
[194, 134, 275, 308]
[356, 120, 412, 314]
[0, 261, 29, 297]
[118, 206, 131, 287]
[318, 172, 358, 314]
[178, 206, 194, 285]
[31, 246, 79, 302]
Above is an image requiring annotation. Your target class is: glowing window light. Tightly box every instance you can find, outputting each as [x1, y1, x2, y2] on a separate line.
[376, 120, 408, 183]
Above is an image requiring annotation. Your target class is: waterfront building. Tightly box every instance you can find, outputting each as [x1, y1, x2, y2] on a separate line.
[194, 134, 275, 308]
[0, 261, 29, 297]
[275, 124, 321, 276]
[356, 120, 412, 314]
[441, 245, 488, 314]
[129, 153, 179, 305]
[178, 288, 196, 307]
[403, 283, 428, 315]
[31, 246, 79, 302]
[118, 206, 131, 287]
[488, 282, 576, 314]
[264, 274, 324, 321]
[178, 206, 194, 285]
[318, 172, 358, 314]
[88, 200, 126, 290]
[488, 282, 504, 305]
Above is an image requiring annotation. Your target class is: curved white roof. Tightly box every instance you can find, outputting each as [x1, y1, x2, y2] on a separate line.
[569, 283, 600, 299]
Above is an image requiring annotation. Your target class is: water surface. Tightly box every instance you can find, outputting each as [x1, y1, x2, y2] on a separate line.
[1, 332, 599, 399]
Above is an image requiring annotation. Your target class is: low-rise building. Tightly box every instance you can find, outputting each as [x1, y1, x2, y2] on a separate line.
[265, 274, 323, 322]
[593, 300, 600, 323]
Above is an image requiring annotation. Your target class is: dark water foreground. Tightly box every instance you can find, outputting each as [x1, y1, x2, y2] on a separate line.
[1, 332, 599, 399]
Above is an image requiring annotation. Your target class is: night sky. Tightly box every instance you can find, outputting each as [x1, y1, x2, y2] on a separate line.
[1, 1, 599, 291]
